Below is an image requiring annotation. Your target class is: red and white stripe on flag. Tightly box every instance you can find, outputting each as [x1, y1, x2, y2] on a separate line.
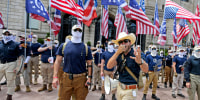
[171, 31, 177, 47]
[0, 12, 4, 29]
[157, 33, 166, 46]
[129, 6, 159, 35]
[114, 7, 128, 39]
[177, 24, 190, 43]
[193, 4, 200, 45]
[53, 9, 61, 36]
[192, 30, 196, 45]
[51, 0, 83, 19]
[101, 6, 108, 39]
[30, 13, 45, 22]
[166, 0, 200, 22]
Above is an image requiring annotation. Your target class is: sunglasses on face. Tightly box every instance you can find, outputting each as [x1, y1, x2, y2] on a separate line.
[152, 48, 156, 50]
[74, 29, 82, 32]
[118, 39, 130, 45]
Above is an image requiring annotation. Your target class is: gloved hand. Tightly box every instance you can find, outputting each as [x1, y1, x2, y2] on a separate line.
[20, 43, 27, 48]
[24, 63, 27, 70]
[174, 72, 178, 77]
[145, 73, 149, 80]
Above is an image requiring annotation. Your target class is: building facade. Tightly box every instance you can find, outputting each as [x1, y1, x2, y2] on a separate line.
[0, 0, 198, 50]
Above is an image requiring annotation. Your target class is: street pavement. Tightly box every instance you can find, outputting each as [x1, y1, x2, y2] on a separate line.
[0, 76, 198, 100]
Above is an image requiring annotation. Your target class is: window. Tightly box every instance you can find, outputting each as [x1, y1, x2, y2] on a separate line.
[27, 13, 40, 30]
[181, 0, 189, 2]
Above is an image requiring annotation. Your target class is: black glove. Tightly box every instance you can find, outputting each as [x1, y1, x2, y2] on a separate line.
[145, 73, 149, 80]
[24, 63, 27, 70]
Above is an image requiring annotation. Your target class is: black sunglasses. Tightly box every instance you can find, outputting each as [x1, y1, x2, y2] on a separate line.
[152, 48, 156, 50]
[118, 39, 130, 44]
[74, 29, 82, 32]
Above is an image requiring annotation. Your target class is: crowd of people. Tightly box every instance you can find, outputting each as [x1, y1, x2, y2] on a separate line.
[0, 25, 200, 100]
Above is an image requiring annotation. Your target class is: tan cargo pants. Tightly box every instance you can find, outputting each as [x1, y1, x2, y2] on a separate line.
[40, 63, 53, 84]
[116, 84, 138, 100]
[0, 61, 17, 95]
[165, 66, 173, 83]
[92, 64, 101, 87]
[143, 71, 158, 94]
[29, 56, 39, 81]
[58, 73, 88, 100]
[101, 70, 116, 94]
[187, 74, 200, 100]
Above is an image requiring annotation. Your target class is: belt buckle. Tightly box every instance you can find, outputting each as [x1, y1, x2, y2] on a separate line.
[120, 83, 126, 90]
[69, 73, 73, 80]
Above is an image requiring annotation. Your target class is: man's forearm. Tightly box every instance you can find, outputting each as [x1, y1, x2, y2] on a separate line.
[53, 59, 61, 77]
[88, 67, 92, 76]
[107, 52, 120, 69]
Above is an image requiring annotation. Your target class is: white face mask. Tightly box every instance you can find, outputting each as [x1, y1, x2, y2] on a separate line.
[46, 41, 52, 47]
[71, 30, 82, 43]
[108, 44, 114, 53]
[151, 50, 157, 56]
[194, 51, 200, 58]
[32, 38, 37, 43]
[169, 53, 173, 56]
[178, 52, 184, 58]
[160, 53, 163, 57]
[3, 35, 13, 44]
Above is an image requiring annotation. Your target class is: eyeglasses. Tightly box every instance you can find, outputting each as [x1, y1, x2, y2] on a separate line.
[74, 29, 82, 32]
[118, 39, 130, 45]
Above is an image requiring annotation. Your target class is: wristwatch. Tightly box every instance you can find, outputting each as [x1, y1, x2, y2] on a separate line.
[138, 59, 144, 65]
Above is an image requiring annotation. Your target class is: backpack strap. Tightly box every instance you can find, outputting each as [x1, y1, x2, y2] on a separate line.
[62, 42, 88, 57]
[62, 42, 68, 55]
[84, 43, 88, 57]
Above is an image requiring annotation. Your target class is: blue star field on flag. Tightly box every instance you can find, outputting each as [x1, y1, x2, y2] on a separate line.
[26, 0, 49, 20]
[164, 6, 179, 19]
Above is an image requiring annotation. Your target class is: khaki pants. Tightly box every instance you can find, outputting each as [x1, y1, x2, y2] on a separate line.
[40, 63, 53, 84]
[92, 64, 101, 87]
[29, 56, 39, 81]
[165, 66, 173, 83]
[172, 73, 184, 94]
[187, 74, 200, 100]
[102, 70, 115, 94]
[116, 84, 137, 100]
[143, 72, 158, 94]
[15, 62, 31, 86]
[58, 73, 88, 100]
[0, 61, 17, 95]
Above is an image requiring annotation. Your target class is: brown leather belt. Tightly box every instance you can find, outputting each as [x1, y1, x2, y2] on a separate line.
[64, 72, 87, 78]
[119, 82, 138, 90]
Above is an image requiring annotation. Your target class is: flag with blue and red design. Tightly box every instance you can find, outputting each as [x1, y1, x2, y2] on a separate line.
[153, 1, 159, 37]
[0, 12, 4, 29]
[101, 5, 108, 39]
[114, 7, 128, 39]
[128, 0, 159, 36]
[157, 19, 166, 46]
[139, 0, 145, 14]
[101, 0, 129, 12]
[51, 0, 83, 19]
[53, 9, 61, 36]
[77, 0, 84, 25]
[83, 0, 97, 27]
[193, 4, 200, 45]
[165, 0, 200, 22]
[26, 0, 50, 20]
[177, 19, 190, 43]
[171, 18, 177, 47]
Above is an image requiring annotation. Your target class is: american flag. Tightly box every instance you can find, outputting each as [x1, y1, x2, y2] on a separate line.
[177, 19, 190, 43]
[51, 0, 83, 19]
[171, 18, 177, 47]
[77, 0, 84, 25]
[193, 4, 200, 45]
[139, 0, 145, 14]
[153, 1, 159, 37]
[114, 7, 128, 39]
[101, 5, 108, 39]
[157, 19, 166, 46]
[165, 0, 200, 22]
[128, 0, 159, 36]
[53, 9, 61, 36]
[30, 13, 45, 22]
[0, 12, 4, 29]
[101, 0, 129, 12]
[83, 0, 97, 27]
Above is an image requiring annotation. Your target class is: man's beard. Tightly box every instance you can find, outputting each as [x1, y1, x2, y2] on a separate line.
[124, 45, 131, 53]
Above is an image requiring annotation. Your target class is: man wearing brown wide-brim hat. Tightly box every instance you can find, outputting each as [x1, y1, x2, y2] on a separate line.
[107, 32, 149, 100]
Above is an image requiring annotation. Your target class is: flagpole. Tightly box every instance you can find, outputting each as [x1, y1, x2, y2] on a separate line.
[24, 12, 27, 57]
[6, 0, 10, 30]
[29, 15, 32, 46]
[49, 0, 52, 57]
[140, 34, 142, 50]
[100, 5, 102, 43]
